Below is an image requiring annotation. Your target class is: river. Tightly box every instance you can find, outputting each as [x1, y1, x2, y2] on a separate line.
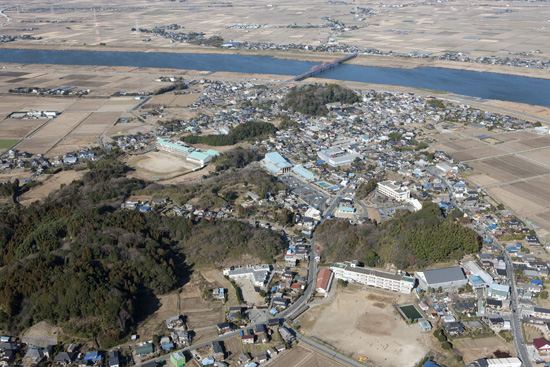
[1, 48, 549, 106]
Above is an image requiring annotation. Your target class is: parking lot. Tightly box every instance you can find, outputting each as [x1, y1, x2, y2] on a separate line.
[280, 176, 330, 209]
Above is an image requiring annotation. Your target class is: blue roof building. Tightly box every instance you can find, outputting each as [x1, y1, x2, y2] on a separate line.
[292, 165, 318, 181]
[263, 152, 292, 174]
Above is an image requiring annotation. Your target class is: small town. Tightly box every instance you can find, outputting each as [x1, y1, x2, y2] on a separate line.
[1, 73, 550, 367]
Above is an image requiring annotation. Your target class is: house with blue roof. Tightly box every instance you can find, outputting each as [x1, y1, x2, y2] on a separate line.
[84, 351, 102, 363]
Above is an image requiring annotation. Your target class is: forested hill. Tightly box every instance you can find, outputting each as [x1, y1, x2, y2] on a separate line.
[0, 158, 284, 347]
[283, 83, 360, 116]
[182, 120, 277, 146]
[315, 202, 481, 269]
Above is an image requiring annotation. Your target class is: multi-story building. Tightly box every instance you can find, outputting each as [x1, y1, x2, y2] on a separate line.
[377, 180, 411, 202]
[157, 138, 193, 157]
[329, 261, 415, 293]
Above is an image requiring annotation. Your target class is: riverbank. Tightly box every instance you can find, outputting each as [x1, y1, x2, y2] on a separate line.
[1, 61, 548, 124]
[2, 43, 550, 80]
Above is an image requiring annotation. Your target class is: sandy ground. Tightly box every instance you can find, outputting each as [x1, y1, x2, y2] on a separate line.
[300, 286, 431, 367]
[126, 151, 200, 180]
[22, 321, 64, 341]
[268, 345, 346, 367]
[18, 170, 85, 206]
[453, 337, 515, 365]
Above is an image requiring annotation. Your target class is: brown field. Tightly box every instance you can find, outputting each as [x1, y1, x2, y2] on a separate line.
[468, 156, 550, 182]
[300, 286, 430, 367]
[452, 337, 514, 365]
[70, 112, 120, 137]
[488, 177, 550, 230]
[0, 95, 38, 110]
[449, 146, 506, 162]
[65, 98, 108, 111]
[48, 137, 98, 157]
[18, 170, 85, 206]
[434, 127, 550, 231]
[0, 93, 153, 156]
[0, 119, 44, 139]
[126, 151, 200, 180]
[520, 147, 550, 166]
[269, 345, 345, 367]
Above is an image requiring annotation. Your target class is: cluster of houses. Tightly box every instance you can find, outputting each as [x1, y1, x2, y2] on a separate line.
[0, 336, 123, 367]
[0, 148, 97, 176]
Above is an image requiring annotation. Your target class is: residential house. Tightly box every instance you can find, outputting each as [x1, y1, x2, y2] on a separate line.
[109, 351, 120, 367]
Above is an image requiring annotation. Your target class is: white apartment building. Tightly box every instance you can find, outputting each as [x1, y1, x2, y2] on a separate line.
[329, 261, 415, 293]
[377, 180, 411, 202]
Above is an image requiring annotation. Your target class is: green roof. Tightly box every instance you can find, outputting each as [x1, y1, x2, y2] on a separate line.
[205, 149, 220, 156]
[135, 343, 154, 355]
[330, 263, 347, 269]
[188, 151, 210, 161]
[157, 138, 192, 151]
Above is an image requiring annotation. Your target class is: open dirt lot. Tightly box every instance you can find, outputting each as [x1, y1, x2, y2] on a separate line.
[18, 170, 85, 206]
[452, 337, 514, 365]
[234, 277, 264, 306]
[269, 345, 346, 367]
[300, 287, 431, 367]
[126, 151, 200, 180]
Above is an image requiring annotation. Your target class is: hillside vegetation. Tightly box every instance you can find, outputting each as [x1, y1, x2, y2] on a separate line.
[315, 202, 481, 269]
[283, 83, 360, 116]
[0, 157, 284, 347]
[182, 120, 277, 146]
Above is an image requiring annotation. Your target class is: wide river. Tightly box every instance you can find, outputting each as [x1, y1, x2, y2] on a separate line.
[1, 48, 550, 106]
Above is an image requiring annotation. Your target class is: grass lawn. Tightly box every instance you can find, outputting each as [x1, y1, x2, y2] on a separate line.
[0, 139, 20, 149]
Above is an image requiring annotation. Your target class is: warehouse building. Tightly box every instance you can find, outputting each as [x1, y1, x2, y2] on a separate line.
[377, 180, 411, 202]
[315, 268, 334, 295]
[330, 261, 415, 293]
[317, 148, 361, 167]
[262, 152, 292, 174]
[187, 151, 212, 166]
[415, 266, 468, 290]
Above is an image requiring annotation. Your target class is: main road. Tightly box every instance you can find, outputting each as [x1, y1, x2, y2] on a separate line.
[431, 166, 531, 367]
[134, 177, 360, 367]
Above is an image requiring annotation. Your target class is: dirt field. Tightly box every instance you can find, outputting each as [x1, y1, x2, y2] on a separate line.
[300, 286, 431, 367]
[18, 170, 85, 206]
[234, 277, 265, 306]
[269, 345, 346, 367]
[138, 271, 224, 340]
[22, 321, 64, 340]
[126, 151, 200, 181]
[452, 337, 514, 365]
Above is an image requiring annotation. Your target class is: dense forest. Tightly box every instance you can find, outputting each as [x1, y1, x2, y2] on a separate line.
[211, 147, 262, 172]
[0, 157, 284, 347]
[283, 83, 360, 116]
[315, 202, 481, 269]
[182, 120, 277, 146]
